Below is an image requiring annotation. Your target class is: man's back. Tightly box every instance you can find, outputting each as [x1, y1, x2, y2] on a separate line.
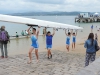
[0, 29, 9, 42]
[0, 26, 9, 58]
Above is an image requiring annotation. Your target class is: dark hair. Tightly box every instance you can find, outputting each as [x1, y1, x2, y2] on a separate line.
[73, 33, 75, 34]
[16, 32, 17, 33]
[68, 32, 70, 35]
[47, 31, 51, 34]
[88, 33, 94, 46]
[33, 28, 36, 31]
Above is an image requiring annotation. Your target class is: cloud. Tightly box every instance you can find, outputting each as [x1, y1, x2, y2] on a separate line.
[0, 0, 100, 13]
[26, 0, 65, 4]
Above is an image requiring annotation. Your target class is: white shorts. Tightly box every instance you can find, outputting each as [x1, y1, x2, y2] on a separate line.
[31, 46, 38, 50]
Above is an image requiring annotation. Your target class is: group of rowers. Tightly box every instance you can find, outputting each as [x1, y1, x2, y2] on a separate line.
[27, 26, 77, 64]
[15, 30, 30, 37]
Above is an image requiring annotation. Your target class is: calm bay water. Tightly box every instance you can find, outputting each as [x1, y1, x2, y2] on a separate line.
[0, 16, 100, 55]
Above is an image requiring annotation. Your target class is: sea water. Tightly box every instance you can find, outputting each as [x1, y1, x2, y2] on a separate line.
[0, 16, 99, 55]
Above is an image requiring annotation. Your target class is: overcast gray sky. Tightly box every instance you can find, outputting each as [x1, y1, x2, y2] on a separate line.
[0, 0, 100, 13]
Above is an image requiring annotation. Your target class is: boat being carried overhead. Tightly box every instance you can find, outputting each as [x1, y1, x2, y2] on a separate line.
[0, 14, 83, 30]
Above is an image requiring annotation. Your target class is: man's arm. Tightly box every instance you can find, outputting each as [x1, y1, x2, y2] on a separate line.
[96, 40, 98, 46]
[65, 29, 67, 36]
[84, 41, 87, 48]
[37, 26, 40, 37]
[45, 27, 47, 35]
[52, 28, 55, 36]
[27, 26, 32, 35]
[71, 29, 73, 35]
[6, 31, 10, 42]
[76, 30, 77, 36]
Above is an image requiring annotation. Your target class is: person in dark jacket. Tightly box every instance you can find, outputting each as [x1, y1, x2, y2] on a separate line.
[84, 33, 98, 66]
[0, 26, 9, 58]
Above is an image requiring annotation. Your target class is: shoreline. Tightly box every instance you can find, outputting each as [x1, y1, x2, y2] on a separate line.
[6, 32, 99, 56]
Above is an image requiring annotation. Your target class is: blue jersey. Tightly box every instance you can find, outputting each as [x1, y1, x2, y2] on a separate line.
[46, 35, 53, 45]
[72, 36, 76, 43]
[66, 36, 70, 45]
[31, 35, 38, 48]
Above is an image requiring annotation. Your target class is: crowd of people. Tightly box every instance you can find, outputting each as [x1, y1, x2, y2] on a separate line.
[0, 25, 99, 67]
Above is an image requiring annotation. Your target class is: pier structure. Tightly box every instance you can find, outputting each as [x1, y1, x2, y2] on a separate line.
[75, 12, 100, 23]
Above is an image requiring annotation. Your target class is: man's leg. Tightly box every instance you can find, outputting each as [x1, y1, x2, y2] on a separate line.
[4, 44, 8, 58]
[1, 42, 4, 58]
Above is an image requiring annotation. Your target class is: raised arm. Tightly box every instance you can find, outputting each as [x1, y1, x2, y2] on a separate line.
[37, 26, 40, 37]
[44, 27, 47, 35]
[27, 26, 32, 35]
[6, 31, 10, 42]
[84, 41, 87, 48]
[52, 28, 55, 36]
[71, 29, 73, 35]
[65, 29, 67, 36]
[75, 30, 77, 36]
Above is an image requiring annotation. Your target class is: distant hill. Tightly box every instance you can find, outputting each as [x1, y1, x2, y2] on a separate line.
[11, 12, 96, 16]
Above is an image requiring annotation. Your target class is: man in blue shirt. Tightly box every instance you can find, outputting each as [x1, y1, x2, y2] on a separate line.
[46, 28, 55, 59]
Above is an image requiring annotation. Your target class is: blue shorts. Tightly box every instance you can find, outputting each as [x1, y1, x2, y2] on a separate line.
[66, 41, 70, 45]
[73, 40, 76, 43]
[46, 45, 52, 49]
[31, 44, 39, 49]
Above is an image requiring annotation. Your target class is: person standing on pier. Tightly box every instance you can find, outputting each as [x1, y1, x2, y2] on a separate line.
[91, 25, 93, 32]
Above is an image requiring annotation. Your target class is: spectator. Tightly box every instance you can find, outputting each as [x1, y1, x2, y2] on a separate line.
[0, 26, 10, 58]
[84, 33, 98, 66]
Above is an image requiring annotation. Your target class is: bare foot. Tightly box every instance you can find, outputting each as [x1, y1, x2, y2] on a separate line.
[27, 61, 32, 64]
[67, 51, 69, 53]
[37, 60, 39, 63]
